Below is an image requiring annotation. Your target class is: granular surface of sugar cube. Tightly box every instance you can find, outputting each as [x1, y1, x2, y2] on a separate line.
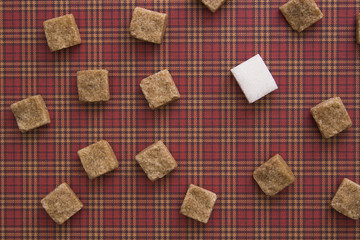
[129, 7, 167, 44]
[10, 95, 51, 133]
[331, 178, 360, 220]
[135, 140, 178, 181]
[230, 54, 278, 103]
[77, 70, 110, 102]
[140, 69, 180, 110]
[43, 14, 81, 52]
[253, 154, 295, 196]
[200, 0, 227, 12]
[280, 0, 323, 32]
[310, 97, 352, 139]
[77, 140, 119, 179]
[180, 184, 217, 224]
[356, 13, 360, 44]
[41, 183, 83, 225]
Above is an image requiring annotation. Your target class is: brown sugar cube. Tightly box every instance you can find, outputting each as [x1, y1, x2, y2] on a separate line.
[280, 0, 323, 32]
[310, 97, 352, 139]
[77, 140, 119, 180]
[135, 140, 178, 181]
[77, 70, 110, 102]
[10, 95, 51, 133]
[129, 7, 167, 44]
[331, 178, 360, 220]
[253, 154, 295, 196]
[180, 184, 217, 224]
[43, 14, 81, 52]
[140, 70, 180, 110]
[200, 0, 227, 12]
[41, 183, 83, 225]
[356, 14, 360, 44]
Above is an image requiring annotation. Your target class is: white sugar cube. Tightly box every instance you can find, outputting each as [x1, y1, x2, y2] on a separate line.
[231, 54, 278, 103]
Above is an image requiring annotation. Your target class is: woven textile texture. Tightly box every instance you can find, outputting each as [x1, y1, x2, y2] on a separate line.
[1, 0, 360, 239]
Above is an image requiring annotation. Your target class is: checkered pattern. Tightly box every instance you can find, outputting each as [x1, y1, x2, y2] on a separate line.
[1, 0, 360, 239]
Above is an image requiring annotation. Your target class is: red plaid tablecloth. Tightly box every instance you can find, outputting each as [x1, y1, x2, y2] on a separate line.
[1, 0, 360, 239]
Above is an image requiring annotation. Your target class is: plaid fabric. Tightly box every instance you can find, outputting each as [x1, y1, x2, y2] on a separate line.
[1, 0, 360, 239]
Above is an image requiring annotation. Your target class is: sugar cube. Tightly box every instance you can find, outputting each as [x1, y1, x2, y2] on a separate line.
[280, 0, 323, 32]
[41, 183, 83, 224]
[140, 69, 180, 110]
[77, 140, 119, 179]
[253, 154, 295, 196]
[10, 95, 51, 133]
[77, 69, 110, 102]
[135, 140, 178, 181]
[200, 0, 227, 12]
[331, 178, 360, 220]
[43, 14, 81, 52]
[129, 7, 167, 44]
[180, 184, 217, 223]
[230, 54, 278, 103]
[310, 97, 352, 139]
